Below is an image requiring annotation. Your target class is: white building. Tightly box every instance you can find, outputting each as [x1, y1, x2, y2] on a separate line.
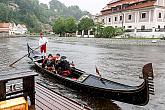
[11, 24, 28, 35]
[97, 0, 165, 38]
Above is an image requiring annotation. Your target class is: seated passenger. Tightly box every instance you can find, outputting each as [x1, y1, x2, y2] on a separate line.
[42, 54, 55, 71]
[56, 56, 71, 76]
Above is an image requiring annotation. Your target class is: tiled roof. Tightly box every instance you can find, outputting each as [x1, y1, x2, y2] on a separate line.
[101, 1, 155, 15]
[0, 23, 10, 28]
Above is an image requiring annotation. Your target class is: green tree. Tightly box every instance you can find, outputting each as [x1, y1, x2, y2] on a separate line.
[102, 26, 116, 38]
[78, 17, 94, 31]
[65, 17, 77, 33]
[53, 17, 65, 36]
[0, 3, 11, 22]
[94, 22, 104, 38]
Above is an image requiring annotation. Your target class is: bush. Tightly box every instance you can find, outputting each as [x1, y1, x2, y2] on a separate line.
[95, 26, 125, 38]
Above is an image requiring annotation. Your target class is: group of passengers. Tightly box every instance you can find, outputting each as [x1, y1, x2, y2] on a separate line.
[38, 32, 74, 77]
[42, 53, 74, 77]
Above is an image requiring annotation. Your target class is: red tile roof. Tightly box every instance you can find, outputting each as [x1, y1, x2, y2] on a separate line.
[101, 1, 156, 15]
[0, 23, 10, 28]
[0, 23, 10, 32]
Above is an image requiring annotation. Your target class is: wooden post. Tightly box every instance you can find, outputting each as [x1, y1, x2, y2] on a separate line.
[23, 76, 35, 105]
[0, 82, 6, 101]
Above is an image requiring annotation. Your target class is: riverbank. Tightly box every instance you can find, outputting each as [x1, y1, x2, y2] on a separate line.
[1, 35, 165, 46]
[53, 37, 165, 46]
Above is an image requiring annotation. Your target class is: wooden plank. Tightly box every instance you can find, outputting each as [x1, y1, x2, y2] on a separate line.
[35, 94, 62, 110]
[0, 71, 38, 82]
[0, 82, 6, 100]
[35, 98, 52, 110]
[36, 90, 72, 110]
[36, 83, 86, 110]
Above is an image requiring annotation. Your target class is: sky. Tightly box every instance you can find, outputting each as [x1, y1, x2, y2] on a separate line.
[39, 0, 109, 15]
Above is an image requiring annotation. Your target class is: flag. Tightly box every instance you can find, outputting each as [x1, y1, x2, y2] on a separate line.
[95, 66, 101, 78]
[70, 61, 75, 67]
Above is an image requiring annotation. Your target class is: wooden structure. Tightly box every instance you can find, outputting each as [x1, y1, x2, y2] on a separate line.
[0, 97, 28, 110]
[28, 44, 155, 106]
[35, 82, 91, 110]
[0, 71, 38, 105]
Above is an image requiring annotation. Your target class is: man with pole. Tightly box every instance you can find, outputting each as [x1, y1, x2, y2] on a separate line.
[39, 32, 48, 58]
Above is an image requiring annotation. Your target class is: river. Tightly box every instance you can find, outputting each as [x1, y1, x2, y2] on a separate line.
[0, 36, 165, 110]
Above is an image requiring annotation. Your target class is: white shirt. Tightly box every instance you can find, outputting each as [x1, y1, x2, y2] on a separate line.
[39, 37, 48, 46]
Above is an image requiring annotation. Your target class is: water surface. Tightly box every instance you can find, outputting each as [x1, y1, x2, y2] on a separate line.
[0, 37, 165, 110]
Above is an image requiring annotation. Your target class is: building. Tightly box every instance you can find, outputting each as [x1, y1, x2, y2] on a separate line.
[97, 0, 165, 38]
[0, 23, 28, 36]
[14, 24, 28, 34]
[0, 23, 13, 36]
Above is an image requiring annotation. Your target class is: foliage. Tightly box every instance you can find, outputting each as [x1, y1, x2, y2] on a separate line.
[94, 22, 104, 38]
[65, 17, 77, 33]
[52, 17, 65, 36]
[0, 0, 91, 33]
[0, 3, 12, 22]
[78, 17, 94, 31]
[114, 27, 125, 36]
[49, 0, 90, 20]
[53, 17, 77, 36]
[95, 26, 125, 38]
[102, 26, 116, 38]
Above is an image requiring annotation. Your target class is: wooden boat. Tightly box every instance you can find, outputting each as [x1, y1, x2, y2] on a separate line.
[27, 44, 154, 106]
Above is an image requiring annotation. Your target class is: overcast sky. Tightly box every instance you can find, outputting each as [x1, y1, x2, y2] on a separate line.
[39, 0, 109, 14]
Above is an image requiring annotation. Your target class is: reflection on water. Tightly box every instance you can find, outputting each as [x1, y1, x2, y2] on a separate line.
[0, 37, 165, 110]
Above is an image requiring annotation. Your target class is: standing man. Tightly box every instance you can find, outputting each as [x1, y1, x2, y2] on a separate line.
[39, 32, 48, 58]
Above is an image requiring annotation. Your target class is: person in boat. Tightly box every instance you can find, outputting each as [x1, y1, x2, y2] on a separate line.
[42, 54, 55, 71]
[39, 32, 48, 58]
[55, 56, 72, 77]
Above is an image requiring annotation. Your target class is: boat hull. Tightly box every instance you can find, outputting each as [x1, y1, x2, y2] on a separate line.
[33, 62, 149, 105]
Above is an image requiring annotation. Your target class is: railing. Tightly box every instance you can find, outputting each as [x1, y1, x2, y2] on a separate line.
[137, 29, 152, 32]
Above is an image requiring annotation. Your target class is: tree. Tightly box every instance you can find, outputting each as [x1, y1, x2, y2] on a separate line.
[78, 17, 94, 31]
[52, 17, 65, 36]
[0, 3, 11, 22]
[94, 22, 104, 38]
[65, 17, 77, 33]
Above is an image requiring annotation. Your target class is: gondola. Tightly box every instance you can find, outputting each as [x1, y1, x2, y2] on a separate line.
[27, 44, 154, 106]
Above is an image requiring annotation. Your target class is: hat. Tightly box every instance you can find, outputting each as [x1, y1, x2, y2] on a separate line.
[48, 54, 53, 57]
[56, 53, 60, 56]
[61, 56, 67, 59]
[40, 32, 43, 36]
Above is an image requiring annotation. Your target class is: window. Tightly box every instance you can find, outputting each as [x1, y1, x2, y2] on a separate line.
[102, 19, 104, 23]
[158, 13, 161, 18]
[109, 18, 111, 22]
[164, 26, 165, 29]
[115, 17, 117, 21]
[158, 25, 160, 29]
[128, 26, 132, 28]
[141, 13, 146, 18]
[128, 15, 131, 20]
[120, 16, 122, 21]
[141, 25, 145, 30]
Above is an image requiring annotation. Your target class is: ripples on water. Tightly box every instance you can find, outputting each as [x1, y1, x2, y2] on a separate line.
[0, 37, 165, 110]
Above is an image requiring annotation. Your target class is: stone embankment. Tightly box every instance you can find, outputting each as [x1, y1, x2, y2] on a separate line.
[105, 39, 165, 46]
